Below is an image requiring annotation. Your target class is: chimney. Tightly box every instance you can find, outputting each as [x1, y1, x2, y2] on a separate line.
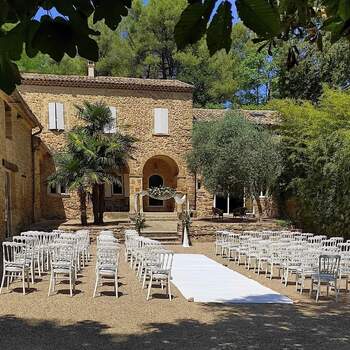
[87, 61, 95, 78]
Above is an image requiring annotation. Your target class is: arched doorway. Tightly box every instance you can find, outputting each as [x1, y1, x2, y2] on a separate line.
[143, 155, 179, 212]
[149, 174, 164, 207]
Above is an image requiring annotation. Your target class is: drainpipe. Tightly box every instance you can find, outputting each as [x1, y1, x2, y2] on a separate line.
[31, 126, 43, 223]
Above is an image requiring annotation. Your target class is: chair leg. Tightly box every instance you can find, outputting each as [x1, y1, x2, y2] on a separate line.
[22, 269, 26, 296]
[115, 274, 118, 298]
[69, 271, 73, 297]
[0, 271, 6, 294]
[147, 273, 153, 300]
[93, 274, 99, 298]
[48, 271, 53, 296]
[168, 276, 172, 301]
[142, 269, 148, 289]
[316, 280, 321, 302]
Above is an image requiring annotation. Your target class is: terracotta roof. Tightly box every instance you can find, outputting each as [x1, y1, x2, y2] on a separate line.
[193, 108, 279, 125]
[21, 73, 193, 93]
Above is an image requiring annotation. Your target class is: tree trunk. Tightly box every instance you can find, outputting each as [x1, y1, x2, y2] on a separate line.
[97, 183, 105, 224]
[78, 188, 88, 226]
[254, 195, 263, 221]
[92, 184, 99, 224]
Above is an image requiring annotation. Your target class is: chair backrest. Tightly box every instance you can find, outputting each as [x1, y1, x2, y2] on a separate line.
[318, 255, 341, 277]
[97, 246, 119, 267]
[50, 244, 75, 265]
[2, 242, 27, 264]
[158, 251, 174, 271]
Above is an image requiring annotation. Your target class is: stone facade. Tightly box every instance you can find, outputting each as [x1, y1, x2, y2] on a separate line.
[19, 74, 195, 220]
[0, 91, 41, 240]
[3, 73, 279, 224]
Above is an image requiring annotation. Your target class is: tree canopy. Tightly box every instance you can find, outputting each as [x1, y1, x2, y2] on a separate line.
[175, 0, 350, 69]
[187, 112, 282, 218]
[272, 88, 350, 237]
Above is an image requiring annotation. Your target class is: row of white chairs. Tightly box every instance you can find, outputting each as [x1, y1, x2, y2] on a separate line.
[0, 230, 90, 296]
[125, 230, 174, 300]
[93, 230, 120, 298]
[215, 230, 350, 302]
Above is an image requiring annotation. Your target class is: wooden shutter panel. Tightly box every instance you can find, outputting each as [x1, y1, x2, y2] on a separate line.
[105, 183, 112, 197]
[154, 108, 169, 134]
[48, 102, 56, 130]
[56, 103, 65, 130]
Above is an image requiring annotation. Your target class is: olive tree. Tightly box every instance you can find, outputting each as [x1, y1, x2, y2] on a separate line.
[187, 111, 282, 219]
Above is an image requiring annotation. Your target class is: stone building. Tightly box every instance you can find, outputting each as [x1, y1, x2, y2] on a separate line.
[19, 73, 196, 220]
[0, 90, 42, 240]
[0, 71, 278, 228]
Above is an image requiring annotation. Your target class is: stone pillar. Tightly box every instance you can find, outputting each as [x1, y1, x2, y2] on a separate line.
[129, 175, 143, 213]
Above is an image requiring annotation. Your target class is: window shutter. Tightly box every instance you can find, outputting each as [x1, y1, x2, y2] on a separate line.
[56, 103, 65, 130]
[109, 106, 117, 133]
[105, 183, 112, 197]
[104, 106, 117, 133]
[123, 174, 129, 196]
[48, 102, 56, 130]
[154, 108, 169, 134]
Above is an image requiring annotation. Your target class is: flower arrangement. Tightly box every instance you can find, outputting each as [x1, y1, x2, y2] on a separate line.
[148, 186, 176, 200]
[130, 212, 146, 234]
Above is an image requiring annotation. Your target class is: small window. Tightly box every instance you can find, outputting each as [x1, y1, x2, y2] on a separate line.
[5, 102, 12, 139]
[48, 102, 65, 130]
[154, 108, 169, 135]
[112, 176, 123, 195]
[104, 106, 117, 133]
[196, 179, 202, 190]
[48, 183, 68, 195]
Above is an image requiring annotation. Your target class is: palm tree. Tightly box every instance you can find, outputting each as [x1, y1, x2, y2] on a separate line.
[48, 152, 90, 225]
[74, 102, 135, 224]
[49, 101, 135, 225]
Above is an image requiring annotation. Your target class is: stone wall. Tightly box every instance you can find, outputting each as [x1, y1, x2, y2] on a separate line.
[19, 84, 196, 220]
[0, 97, 36, 240]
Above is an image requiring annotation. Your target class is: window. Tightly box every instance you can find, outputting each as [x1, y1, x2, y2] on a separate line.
[48, 102, 65, 130]
[154, 108, 169, 135]
[104, 106, 117, 133]
[48, 183, 68, 195]
[112, 175, 123, 195]
[196, 179, 202, 190]
[5, 102, 12, 139]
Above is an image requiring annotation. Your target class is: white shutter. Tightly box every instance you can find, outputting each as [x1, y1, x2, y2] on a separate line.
[105, 183, 112, 197]
[104, 106, 117, 133]
[109, 106, 117, 133]
[48, 102, 56, 130]
[56, 103, 65, 130]
[154, 108, 169, 134]
[123, 174, 129, 197]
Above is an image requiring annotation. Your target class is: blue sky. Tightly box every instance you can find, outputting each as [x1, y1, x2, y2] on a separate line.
[35, 1, 239, 22]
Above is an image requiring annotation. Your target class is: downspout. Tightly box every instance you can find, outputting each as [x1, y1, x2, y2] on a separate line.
[31, 126, 43, 223]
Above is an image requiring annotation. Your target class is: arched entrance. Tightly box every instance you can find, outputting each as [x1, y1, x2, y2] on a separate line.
[142, 155, 179, 212]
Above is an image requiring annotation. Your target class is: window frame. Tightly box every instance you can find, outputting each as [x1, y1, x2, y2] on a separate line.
[112, 175, 124, 195]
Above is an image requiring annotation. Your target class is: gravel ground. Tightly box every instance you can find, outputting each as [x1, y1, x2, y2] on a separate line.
[0, 242, 349, 350]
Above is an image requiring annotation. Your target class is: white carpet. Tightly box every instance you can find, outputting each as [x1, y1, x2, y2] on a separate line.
[171, 254, 293, 304]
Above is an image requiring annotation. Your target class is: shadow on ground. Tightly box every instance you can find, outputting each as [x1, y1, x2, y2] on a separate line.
[0, 302, 349, 350]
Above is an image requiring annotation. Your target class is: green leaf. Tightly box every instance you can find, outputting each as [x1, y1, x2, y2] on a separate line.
[175, 0, 217, 50]
[236, 0, 282, 38]
[76, 37, 99, 62]
[93, 0, 131, 30]
[0, 55, 21, 94]
[206, 1, 232, 56]
[338, 0, 350, 21]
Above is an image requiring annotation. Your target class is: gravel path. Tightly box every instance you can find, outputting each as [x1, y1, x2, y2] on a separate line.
[0, 242, 349, 350]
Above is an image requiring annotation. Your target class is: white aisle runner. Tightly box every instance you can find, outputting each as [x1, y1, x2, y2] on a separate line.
[171, 254, 292, 304]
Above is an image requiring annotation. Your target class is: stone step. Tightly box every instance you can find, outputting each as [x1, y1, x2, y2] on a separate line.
[143, 212, 178, 221]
